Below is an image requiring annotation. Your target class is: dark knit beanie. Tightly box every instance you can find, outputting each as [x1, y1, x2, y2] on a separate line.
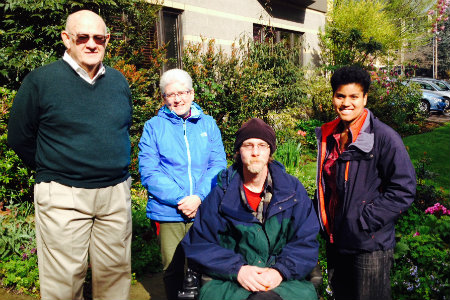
[234, 118, 277, 154]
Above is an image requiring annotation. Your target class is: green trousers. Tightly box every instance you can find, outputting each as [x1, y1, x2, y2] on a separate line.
[159, 221, 193, 300]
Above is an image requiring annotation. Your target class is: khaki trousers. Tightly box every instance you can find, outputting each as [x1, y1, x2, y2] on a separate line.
[34, 178, 132, 300]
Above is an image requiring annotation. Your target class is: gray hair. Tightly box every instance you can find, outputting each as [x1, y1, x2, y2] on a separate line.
[160, 69, 193, 95]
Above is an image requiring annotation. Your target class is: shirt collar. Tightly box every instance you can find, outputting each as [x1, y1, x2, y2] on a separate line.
[63, 51, 105, 84]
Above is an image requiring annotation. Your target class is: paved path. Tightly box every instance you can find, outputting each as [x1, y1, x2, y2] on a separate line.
[428, 111, 450, 123]
[0, 272, 166, 300]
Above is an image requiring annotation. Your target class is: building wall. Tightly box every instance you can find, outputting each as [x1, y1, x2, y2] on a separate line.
[153, 0, 326, 67]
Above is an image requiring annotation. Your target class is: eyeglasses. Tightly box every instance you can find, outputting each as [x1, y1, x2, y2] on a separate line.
[67, 32, 108, 45]
[241, 142, 270, 151]
[163, 90, 192, 100]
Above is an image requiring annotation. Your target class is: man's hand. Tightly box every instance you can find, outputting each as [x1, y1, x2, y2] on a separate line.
[237, 266, 283, 292]
[237, 265, 269, 292]
[258, 268, 283, 290]
[178, 195, 201, 218]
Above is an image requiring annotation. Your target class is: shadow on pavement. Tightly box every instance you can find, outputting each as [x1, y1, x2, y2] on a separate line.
[134, 272, 166, 300]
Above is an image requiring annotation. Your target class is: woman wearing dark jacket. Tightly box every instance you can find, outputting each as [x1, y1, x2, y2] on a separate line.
[315, 66, 416, 300]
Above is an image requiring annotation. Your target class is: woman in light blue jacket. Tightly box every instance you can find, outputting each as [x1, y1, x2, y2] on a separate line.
[138, 68, 227, 299]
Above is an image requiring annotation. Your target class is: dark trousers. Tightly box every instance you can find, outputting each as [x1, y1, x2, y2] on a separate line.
[327, 247, 394, 300]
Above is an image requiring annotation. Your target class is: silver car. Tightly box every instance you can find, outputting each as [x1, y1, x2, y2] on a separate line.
[410, 78, 450, 109]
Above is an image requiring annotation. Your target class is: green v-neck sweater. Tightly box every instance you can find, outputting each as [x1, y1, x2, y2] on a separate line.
[8, 59, 132, 188]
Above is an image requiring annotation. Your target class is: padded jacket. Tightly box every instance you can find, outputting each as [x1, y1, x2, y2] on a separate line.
[138, 103, 226, 221]
[315, 109, 416, 254]
[182, 161, 320, 300]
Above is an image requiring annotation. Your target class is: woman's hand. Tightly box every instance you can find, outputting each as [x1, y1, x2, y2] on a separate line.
[178, 195, 201, 218]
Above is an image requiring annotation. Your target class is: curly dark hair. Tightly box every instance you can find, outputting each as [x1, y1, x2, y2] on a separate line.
[331, 66, 371, 95]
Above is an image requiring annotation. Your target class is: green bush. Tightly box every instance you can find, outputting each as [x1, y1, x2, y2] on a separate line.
[1, 87, 35, 205]
[393, 207, 450, 299]
[367, 69, 423, 136]
[0, 201, 38, 295]
[296, 119, 323, 150]
[131, 188, 162, 276]
[183, 38, 307, 156]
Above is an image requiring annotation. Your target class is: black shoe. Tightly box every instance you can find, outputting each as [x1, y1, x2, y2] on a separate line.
[307, 263, 323, 288]
[177, 268, 200, 300]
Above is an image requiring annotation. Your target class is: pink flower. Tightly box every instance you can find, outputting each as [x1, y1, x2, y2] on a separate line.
[441, 26, 445, 31]
[297, 130, 307, 137]
[428, 10, 435, 15]
[413, 231, 420, 237]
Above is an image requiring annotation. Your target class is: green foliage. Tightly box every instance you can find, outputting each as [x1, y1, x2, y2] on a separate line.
[182, 38, 307, 156]
[296, 119, 323, 150]
[0, 201, 38, 295]
[1, 87, 35, 205]
[403, 123, 450, 197]
[274, 140, 303, 171]
[320, 0, 400, 69]
[131, 188, 162, 276]
[300, 72, 335, 123]
[0, 0, 162, 90]
[393, 154, 450, 299]
[393, 208, 450, 299]
[366, 69, 423, 136]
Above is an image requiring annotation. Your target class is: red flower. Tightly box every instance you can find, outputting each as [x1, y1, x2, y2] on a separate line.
[297, 130, 307, 137]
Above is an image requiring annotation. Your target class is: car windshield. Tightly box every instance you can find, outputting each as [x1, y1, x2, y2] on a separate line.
[434, 81, 449, 90]
[429, 82, 444, 91]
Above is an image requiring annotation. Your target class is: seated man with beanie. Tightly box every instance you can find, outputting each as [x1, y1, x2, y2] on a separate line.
[181, 118, 320, 300]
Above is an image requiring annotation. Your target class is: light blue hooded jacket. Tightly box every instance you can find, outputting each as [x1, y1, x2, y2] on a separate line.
[138, 102, 227, 221]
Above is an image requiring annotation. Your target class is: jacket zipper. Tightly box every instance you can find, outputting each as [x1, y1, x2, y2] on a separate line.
[183, 120, 193, 195]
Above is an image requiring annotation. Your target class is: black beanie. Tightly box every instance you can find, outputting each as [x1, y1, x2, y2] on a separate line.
[234, 118, 277, 154]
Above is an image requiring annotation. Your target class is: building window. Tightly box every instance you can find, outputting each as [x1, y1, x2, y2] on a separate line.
[253, 24, 303, 65]
[158, 8, 183, 71]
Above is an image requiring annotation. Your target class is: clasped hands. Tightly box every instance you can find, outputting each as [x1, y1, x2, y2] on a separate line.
[178, 195, 201, 218]
[237, 265, 283, 292]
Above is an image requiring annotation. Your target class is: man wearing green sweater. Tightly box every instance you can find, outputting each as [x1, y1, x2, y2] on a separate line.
[7, 10, 132, 300]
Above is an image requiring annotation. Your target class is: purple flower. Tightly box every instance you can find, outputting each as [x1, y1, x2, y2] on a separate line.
[31, 248, 37, 254]
[22, 253, 28, 260]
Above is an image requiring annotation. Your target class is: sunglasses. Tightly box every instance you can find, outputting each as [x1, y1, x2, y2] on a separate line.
[67, 33, 108, 45]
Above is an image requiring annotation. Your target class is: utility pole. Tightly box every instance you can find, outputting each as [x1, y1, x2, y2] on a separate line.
[433, 34, 438, 79]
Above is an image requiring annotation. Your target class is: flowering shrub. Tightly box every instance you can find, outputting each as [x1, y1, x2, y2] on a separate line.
[425, 202, 450, 216]
[367, 68, 423, 136]
[393, 203, 450, 299]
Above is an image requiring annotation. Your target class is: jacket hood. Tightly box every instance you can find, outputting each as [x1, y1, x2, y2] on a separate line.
[158, 102, 203, 123]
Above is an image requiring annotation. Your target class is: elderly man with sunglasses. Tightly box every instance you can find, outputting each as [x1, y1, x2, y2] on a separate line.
[8, 10, 132, 300]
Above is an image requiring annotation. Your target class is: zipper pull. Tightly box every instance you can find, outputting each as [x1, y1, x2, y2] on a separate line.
[330, 233, 334, 244]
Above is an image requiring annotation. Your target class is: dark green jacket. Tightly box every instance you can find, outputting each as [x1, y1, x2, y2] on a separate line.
[182, 161, 319, 300]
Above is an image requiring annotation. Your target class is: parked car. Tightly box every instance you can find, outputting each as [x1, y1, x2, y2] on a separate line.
[420, 91, 447, 114]
[409, 78, 450, 109]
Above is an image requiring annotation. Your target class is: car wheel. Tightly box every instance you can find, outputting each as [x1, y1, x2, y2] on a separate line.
[444, 97, 450, 109]
[419, 100, 430, 115]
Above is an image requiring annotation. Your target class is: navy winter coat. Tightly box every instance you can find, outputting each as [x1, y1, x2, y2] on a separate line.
[315, 109, 416, 254]
[182, 161, 319, 300]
